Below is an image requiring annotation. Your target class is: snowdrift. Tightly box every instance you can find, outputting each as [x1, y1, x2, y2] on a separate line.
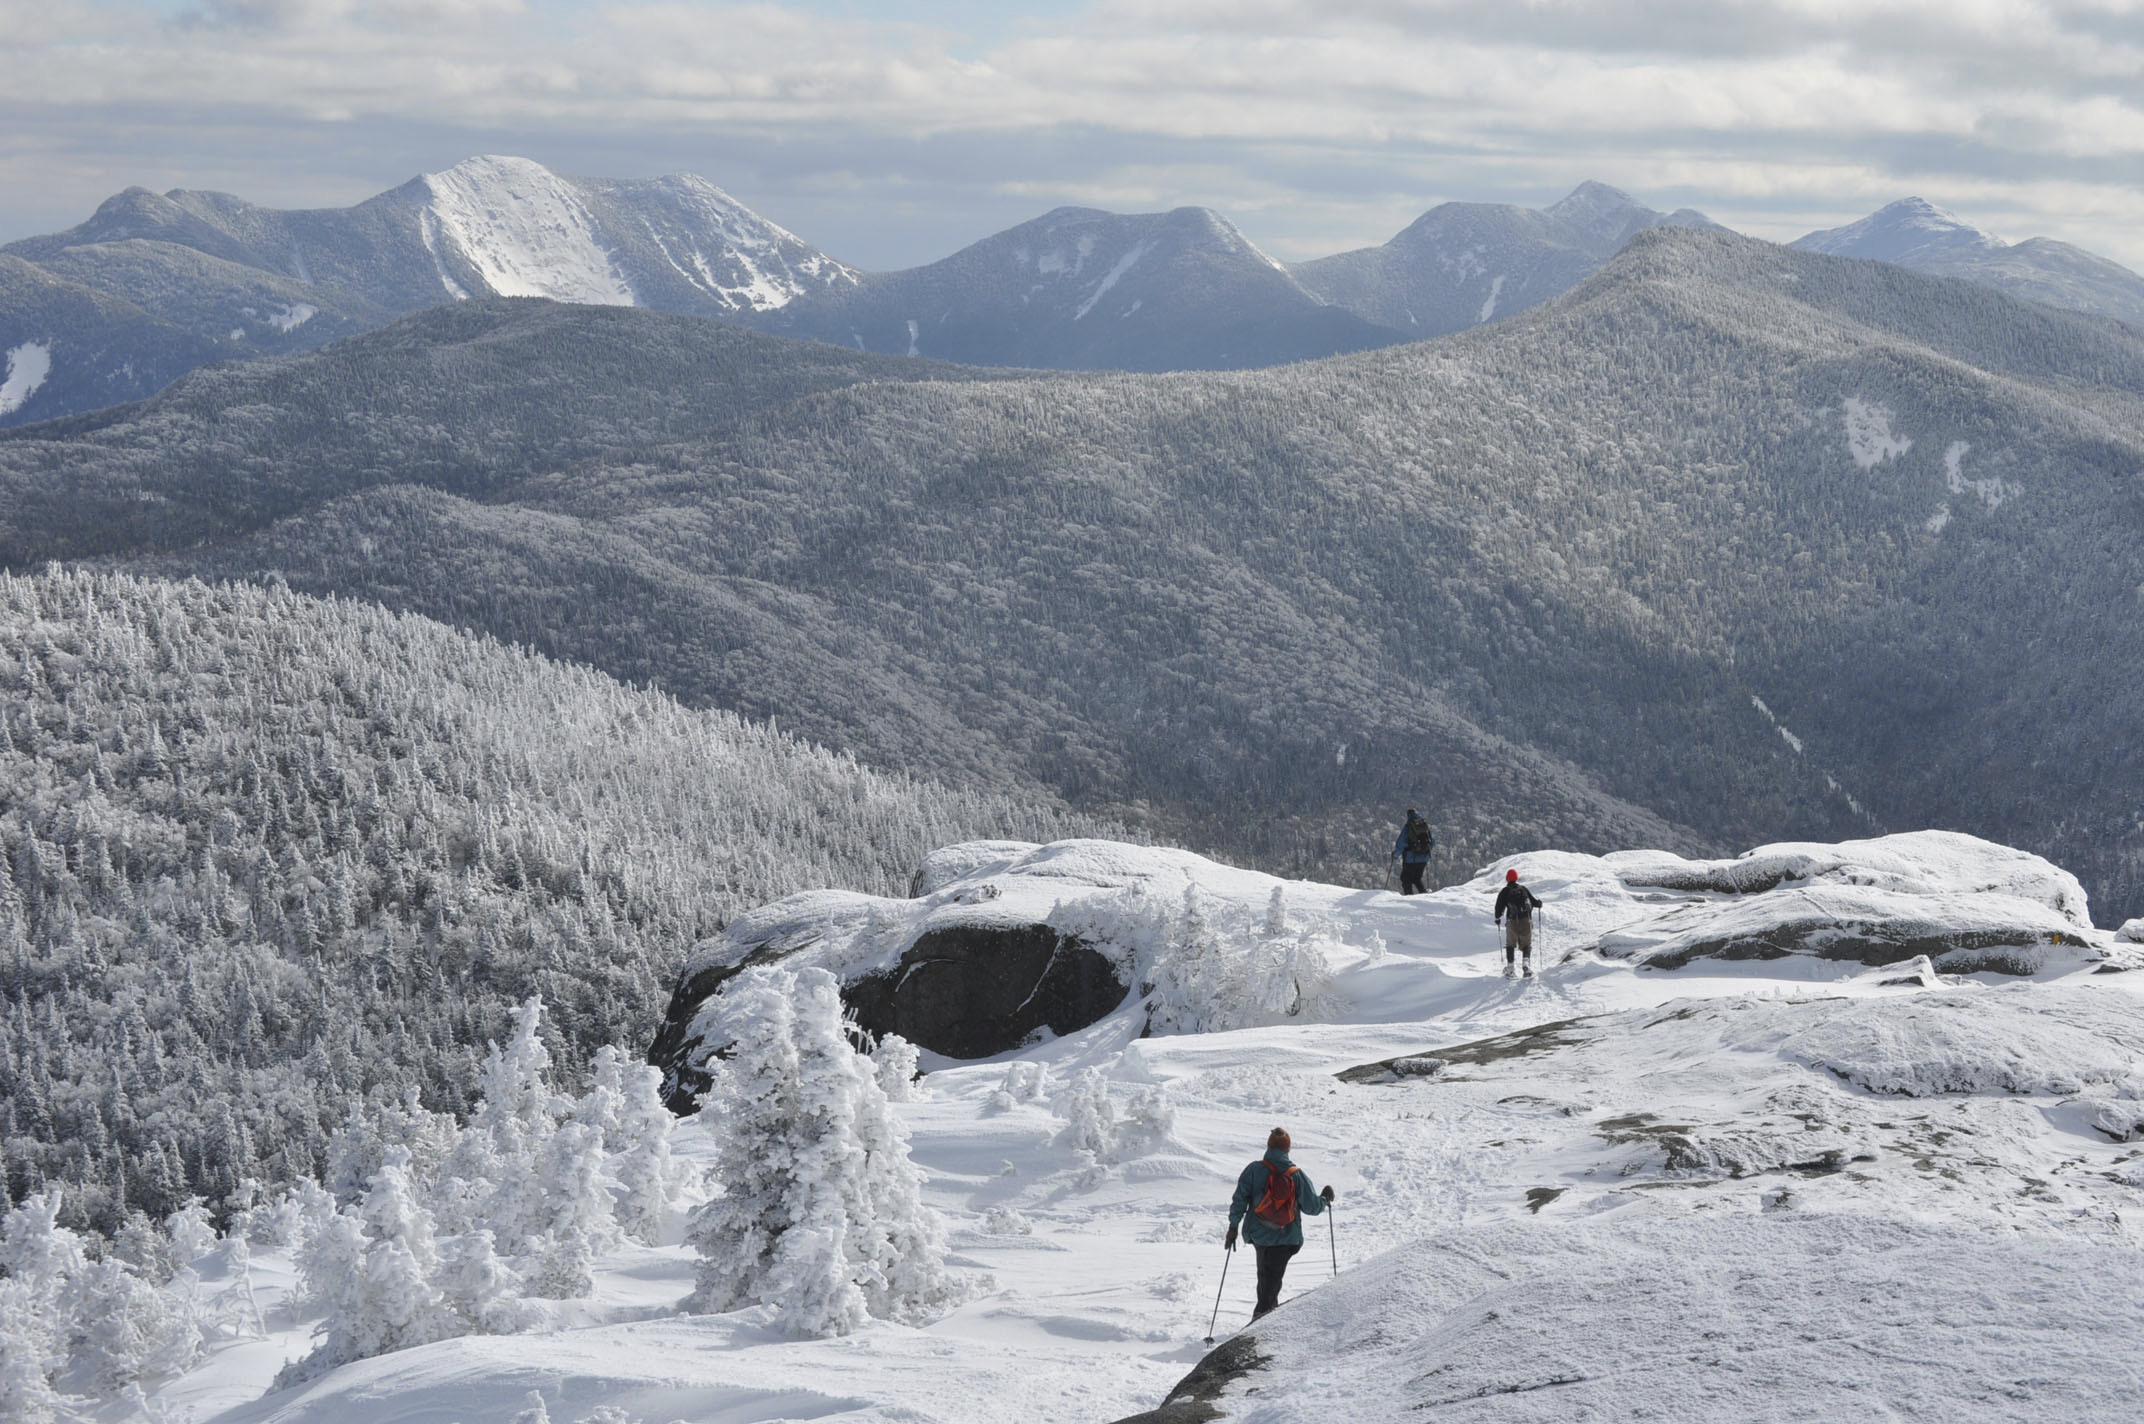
[1122, 1208, 2144, 1422]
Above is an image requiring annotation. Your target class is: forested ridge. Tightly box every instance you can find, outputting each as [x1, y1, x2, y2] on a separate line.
[0, 569, 1111, 1231]
[2, 226, 2140, 922]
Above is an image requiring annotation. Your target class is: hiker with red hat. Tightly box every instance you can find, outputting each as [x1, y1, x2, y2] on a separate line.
[1494, 867, 1545, 976]
[1224, 1127, 1334, 1319]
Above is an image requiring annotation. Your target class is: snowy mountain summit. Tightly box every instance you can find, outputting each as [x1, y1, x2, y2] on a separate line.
[1792, 196, 2007, 266]
[1289, 179, 1718, 336]
[403, 155, 859, 312]
[1788, 196, 2144, 325]
[762, 203, 1400, 370]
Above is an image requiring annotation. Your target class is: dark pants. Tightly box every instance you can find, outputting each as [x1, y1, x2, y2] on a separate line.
[1399, 860, 1427, 895]
[1253, 1242, 1300, 1317]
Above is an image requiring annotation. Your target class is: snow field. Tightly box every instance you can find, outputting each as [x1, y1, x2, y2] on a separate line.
[0, 341, 53, 416]
[144, 835, 2144, 1422]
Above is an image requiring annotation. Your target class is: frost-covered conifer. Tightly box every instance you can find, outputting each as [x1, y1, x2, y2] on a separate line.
[164, 1199, 217, 1264]
[870, 1033, 923, 1102]
[525, 1122, 615, 1299]
[574, 1046, 631, 1150]
[65, 1255, 202, 1397]
[283, 1149, 452, 1383]
[0, 1279, 69, 1424]
[435, 1229, 535, 1336]
[0, 1194, 77, 1421]
[684, 966, 956, 1336]
[986, 1060, 1049, 1112]
[610, 1061, 694, 1246]
[435, 998, 566, 1250]
[1054, 1068, 1118, 1163]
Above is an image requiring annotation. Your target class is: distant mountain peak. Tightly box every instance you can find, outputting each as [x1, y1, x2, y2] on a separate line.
[1792, 198, 2007, 264]
[1546, 180, 1638, 216]
[1540, 181, 1717, 253]
[413, 155, 637, 306]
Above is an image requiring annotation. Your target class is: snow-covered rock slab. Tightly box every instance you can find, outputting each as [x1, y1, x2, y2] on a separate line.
[1490, 830, 2106, 973]
[652, 841, 1306, 1107]
[1121, 1208, 2144, 1422]
[653, 832, 2120, 1112]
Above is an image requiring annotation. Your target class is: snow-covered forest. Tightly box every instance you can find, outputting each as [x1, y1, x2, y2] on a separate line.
[0, 569, 1112, 1236]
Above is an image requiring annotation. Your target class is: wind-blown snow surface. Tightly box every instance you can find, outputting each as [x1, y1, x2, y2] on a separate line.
[420, 157, 639, 305]
[406, 156, 860, 313]
[152, 836, 2143, 1422]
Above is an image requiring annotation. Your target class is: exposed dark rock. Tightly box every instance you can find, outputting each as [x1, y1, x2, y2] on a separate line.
[1110, 1334, 1271, 1424]
[1336, 1017, 1592, 1084]
[843, 925, 1128, 1061]
[650, 917, 1129, 1112]
[1639, 922, 2086, 971]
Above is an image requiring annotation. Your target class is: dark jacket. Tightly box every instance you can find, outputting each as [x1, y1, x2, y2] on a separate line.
[1393, 816, 1433, 864]
[1229, 1149, 1328, 1247]
[1494, 882, 1542, 923]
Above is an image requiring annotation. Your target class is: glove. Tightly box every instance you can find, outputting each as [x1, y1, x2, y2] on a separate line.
[1321, 1185, 1335, 1202]
[1224, 1225, 1238, 1250]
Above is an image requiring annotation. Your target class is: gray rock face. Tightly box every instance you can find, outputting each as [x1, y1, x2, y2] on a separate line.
[647, 858, 1137, 1112]
[843, 925, 1126, 1060]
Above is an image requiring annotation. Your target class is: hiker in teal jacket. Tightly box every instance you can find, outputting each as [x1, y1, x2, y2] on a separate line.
[1225, 1127, 1335, 1318]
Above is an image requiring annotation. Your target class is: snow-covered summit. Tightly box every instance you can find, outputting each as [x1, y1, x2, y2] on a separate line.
[1542, 179, 1715, 251]
[1792, 196, 2008, 265]
[415, 155, 638, 305]
[123, 821, 2144, 1422]
[402, 155, 859, 312]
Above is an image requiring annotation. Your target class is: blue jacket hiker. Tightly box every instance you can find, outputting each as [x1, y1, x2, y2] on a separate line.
[1225, 1127, 1334, 1318]
[1392, 808, 1433, 895]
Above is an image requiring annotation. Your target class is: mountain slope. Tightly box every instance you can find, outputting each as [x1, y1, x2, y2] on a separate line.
[4, 227, 2141, 921]
[1291, 181, 1717, 337]
[0, 156, 860, 427]
[0, 255, 228, 425]
[0, 568, 1106, 1233]
[1793, 197, 2144, 326]
[761, 204, 1405, 370]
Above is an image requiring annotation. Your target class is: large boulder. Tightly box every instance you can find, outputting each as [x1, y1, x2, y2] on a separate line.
[1489, 831, 2105, 973]
[651, 840, 1286, 1111]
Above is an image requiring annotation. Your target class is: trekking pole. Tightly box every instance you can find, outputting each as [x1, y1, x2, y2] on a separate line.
[1327, 1201, 1338, 1277]
[1203, 1245, 1233, 1344]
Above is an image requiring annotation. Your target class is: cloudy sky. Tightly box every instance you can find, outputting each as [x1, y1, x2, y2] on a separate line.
[9, 0, 2144, 269]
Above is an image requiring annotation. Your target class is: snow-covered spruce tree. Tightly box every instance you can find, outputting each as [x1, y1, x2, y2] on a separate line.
[432, 998, 569, 1250]
[608, 1059, 696, 1246]
[0, 1194, 81, 1422]
[684, 966, 957, 1336]
[281, 1148, 452, 1385]
[870, 1033, 923, 1103]
[1129, 883, 1338, 1034]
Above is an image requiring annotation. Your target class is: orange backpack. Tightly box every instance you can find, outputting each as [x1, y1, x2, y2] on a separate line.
[1252, 1163, 1299, 1227]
